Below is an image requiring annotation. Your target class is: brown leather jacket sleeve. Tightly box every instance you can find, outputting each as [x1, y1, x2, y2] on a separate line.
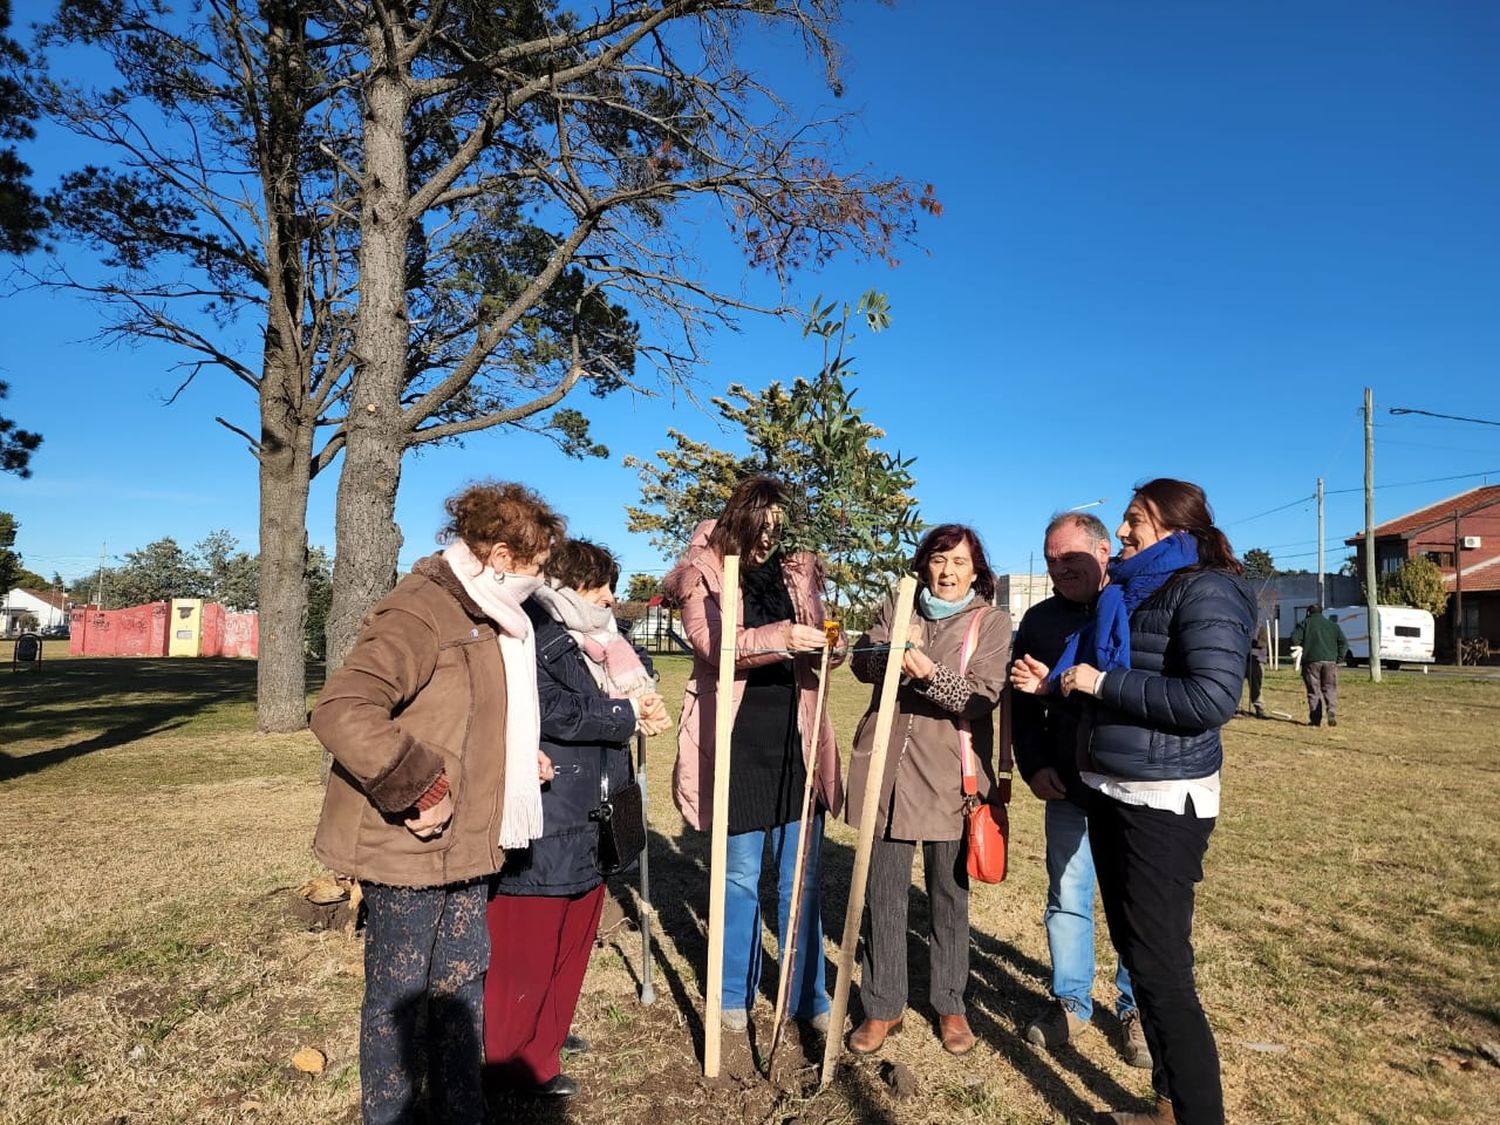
[310, 605, 446, 814]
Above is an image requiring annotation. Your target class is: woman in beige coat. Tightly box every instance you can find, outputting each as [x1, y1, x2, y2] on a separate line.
[663, 475, 842, 1034]
[845, 524, 1011, 1057]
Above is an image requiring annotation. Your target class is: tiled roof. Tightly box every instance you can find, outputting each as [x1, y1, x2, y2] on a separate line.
[1347, 485, 1500, 542]
[1446, 554, 1500, 594]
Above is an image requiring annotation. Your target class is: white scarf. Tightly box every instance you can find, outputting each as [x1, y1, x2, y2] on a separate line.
[442, 540, 545, 849]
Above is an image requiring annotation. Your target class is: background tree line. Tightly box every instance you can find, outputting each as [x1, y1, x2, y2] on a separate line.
[72, 531, 333, 658]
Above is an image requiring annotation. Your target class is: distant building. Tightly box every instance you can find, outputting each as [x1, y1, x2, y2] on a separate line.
[1, 588, 70, 635]
[994, 573, 1053, 623]
[1347, 484, 1500, 657]
[1245, 573, 1362, 652]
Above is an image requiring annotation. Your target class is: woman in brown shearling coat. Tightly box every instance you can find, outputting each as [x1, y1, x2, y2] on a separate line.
[312, 481, 563, 1125]
[844, 524, 1011, 1058]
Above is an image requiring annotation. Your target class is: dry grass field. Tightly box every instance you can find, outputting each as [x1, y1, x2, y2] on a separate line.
[2, 650, 1498, 1124]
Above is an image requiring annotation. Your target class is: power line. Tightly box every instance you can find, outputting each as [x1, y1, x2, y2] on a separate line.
[1389, 407, 1500, 428]
[1227, 466, 1498, 543]
[1225, 494, 1315, 526]
[1324, 468, 1500, 496]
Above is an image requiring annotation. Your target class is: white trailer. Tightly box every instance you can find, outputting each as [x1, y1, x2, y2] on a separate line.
[1322, 605, 1435, 668]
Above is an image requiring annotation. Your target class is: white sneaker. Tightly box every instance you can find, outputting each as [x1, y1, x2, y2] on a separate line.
[721, 1008, 748, 1032]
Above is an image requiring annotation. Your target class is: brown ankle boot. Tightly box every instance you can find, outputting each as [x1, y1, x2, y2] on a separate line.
[939, 1013, 976, 1055]
[1094, 1096, 1176, 1123]
[848, 1017, 903, 1054]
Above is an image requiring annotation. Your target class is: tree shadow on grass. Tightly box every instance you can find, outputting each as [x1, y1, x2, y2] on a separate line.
[0, 657, 325, 781]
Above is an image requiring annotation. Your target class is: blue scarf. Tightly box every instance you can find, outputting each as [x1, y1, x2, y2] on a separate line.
[918, 586, 975, 620]
[1046, 532, 1199, 688]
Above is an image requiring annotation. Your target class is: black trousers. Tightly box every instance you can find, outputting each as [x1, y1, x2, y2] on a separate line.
[1244, 654, 1263, 705]
[1090, 795, 1222, 1125]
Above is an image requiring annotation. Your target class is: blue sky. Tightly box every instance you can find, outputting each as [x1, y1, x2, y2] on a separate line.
[2, 0, 1498, 592]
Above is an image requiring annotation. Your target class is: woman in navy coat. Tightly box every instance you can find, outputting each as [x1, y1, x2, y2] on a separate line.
[482, 540, 669, 1099]
[1013, 479, 1255, 1125]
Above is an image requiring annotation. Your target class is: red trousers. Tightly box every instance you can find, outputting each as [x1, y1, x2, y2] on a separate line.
[482, 884, 606, 1087]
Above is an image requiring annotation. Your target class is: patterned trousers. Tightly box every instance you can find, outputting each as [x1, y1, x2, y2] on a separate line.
[360, 881, 489, 1125]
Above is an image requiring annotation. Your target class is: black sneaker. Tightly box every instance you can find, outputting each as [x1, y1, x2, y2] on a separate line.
[562, 1033, 589, 1054]
[1328, 717, 1338, 727]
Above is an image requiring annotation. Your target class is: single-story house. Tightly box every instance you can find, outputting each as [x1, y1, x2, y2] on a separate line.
[1, 588, 70, 635]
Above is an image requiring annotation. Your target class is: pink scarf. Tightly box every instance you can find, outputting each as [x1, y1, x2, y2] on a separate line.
[530, 583, 656, 698]
[442, 540, 544, 848]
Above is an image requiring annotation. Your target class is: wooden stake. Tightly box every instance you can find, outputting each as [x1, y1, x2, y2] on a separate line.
[703, 553, 739, 1078]
[820, 575, 918, 1087]
[766, 640, 832, 1067]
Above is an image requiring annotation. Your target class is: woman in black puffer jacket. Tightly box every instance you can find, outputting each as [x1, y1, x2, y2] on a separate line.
[482, 540, 670, 1100]
[1013, 479, 1254, 1125]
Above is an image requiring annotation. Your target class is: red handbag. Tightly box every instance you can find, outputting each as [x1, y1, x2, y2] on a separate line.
[958, 608, 1010, 884]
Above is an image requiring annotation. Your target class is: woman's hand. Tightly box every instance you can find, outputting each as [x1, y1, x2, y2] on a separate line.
[1059, 663, 1101, 697]
[827, 628, 848, 669]
[633, 692, 672, 737]
[537, 751, 555, 783]
[404, 793, 454, 840]
[1009, 654, 1053, 695]
[901, 643, 935, 680]
[786, 623, 830, 653]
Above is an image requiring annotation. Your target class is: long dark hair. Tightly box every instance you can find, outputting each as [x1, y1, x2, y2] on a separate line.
[911, 523, 997, 601]
[1131, 478, 1243, 575]
[708, 475, 790, 560]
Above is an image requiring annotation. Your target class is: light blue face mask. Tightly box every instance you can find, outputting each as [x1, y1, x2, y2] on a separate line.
[918, 586, 975, 620]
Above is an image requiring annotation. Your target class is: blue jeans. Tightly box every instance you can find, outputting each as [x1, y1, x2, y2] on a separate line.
[722, 814, 830, 1019]
[1045, 798, 1136, 1019]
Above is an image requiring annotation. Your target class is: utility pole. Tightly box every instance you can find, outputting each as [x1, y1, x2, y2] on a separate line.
[1316, 477, 1325, 608]
[1453, 511, 1464, 667]
[1363, 388, 1381, 682]
[94, 543, 106, 609]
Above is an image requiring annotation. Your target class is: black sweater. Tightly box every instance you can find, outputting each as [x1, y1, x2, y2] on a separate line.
[726, 557, 805, 834]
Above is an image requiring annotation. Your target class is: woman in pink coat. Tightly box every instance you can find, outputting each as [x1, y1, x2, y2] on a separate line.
[663, 475, 843, 1035]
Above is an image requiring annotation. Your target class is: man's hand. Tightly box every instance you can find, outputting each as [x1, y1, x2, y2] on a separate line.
[404, 793, 454, 840]
[1028, 767, 1068, 801]
[1009, 654, 1053, 695]
[537, 751, 555, 782]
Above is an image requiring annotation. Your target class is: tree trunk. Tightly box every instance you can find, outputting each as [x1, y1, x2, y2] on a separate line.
[256, 354, 314, 732]
[325, 25, 411, 670]
[326, 432, 405, 670]
[254, 0, 317, 732]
